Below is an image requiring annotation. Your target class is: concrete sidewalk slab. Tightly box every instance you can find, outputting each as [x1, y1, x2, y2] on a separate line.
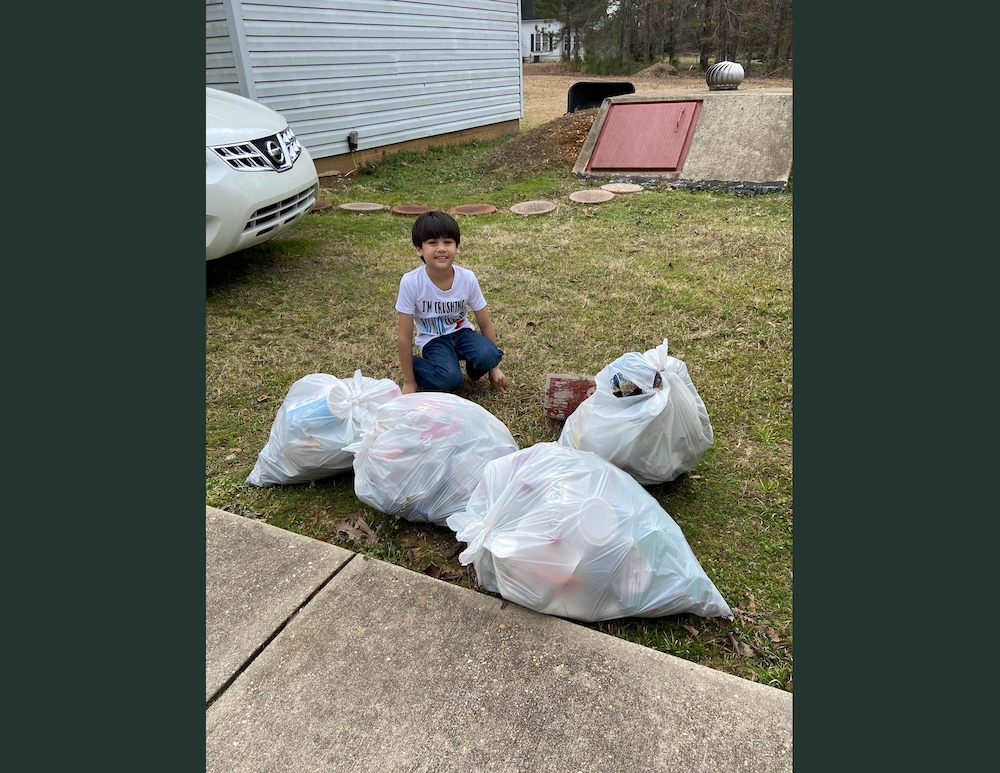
[206, 509, 792, 772]
[206, 506, 354, 701]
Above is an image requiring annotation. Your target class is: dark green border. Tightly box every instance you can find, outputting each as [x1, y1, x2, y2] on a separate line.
[79, 6, 205, 766]
[9, 4, 204, 764]
[10, 6, 206, 766]
[794, 6, 955, 768]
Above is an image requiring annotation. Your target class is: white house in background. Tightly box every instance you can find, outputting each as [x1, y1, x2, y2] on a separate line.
[206, 0, 525, 175]
[520, 0, 578, 62]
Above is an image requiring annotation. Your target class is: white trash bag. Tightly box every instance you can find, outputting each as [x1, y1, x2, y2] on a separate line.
[447, 443, 732, 622]
[347, 392, 519, 526]
[246, 371, 402, 487]
[558, 339, 714, 485]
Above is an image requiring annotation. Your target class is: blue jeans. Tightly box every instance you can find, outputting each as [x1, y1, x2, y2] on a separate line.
[413, 328, 504, 392]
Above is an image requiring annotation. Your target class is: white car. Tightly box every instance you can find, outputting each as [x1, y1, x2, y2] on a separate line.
[206, 87, 319, 261]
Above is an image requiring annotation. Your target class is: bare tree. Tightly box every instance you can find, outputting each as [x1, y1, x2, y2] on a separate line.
[697, 0, 717, 71]
[766, 0, 792, 72]
[665, 0, 679, 62]
[642, 0, 654, 63]
[531, 0, 790, 77]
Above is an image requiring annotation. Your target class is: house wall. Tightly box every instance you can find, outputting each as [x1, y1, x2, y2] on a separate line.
[206, 2, 238, 92]
[520, 17, 566, 62]
[206, 0, 523, 172]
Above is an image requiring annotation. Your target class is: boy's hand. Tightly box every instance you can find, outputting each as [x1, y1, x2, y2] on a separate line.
[401, 380, 419, 395]
[488, 367, 507, 393]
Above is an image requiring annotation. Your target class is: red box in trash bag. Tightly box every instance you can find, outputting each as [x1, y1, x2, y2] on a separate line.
[544, 374, 597, 420]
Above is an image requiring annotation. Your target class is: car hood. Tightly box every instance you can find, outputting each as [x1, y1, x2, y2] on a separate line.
[206, 87, 287, 145]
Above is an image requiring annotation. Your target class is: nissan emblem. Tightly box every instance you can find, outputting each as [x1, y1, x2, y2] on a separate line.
[265, 139, 284, 164]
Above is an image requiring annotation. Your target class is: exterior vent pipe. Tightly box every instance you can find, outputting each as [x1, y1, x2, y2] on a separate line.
[706, 61, 745, 90]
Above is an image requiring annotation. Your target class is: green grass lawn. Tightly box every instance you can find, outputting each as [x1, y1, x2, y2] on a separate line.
[206, 136, 793, 691]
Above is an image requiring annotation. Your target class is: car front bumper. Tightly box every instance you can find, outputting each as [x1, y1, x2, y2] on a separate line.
[206, 146, 319, 261]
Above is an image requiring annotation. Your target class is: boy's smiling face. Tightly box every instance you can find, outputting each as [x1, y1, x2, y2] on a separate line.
[417, 237, 459, 270]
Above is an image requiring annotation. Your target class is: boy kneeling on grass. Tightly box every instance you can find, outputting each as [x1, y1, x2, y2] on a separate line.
[396, 211, 507, 395]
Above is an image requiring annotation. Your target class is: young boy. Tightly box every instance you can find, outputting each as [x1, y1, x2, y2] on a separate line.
[396, 211, 507, 395]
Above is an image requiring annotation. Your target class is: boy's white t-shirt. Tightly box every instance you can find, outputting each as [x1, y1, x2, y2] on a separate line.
[395, 264, 487, 354]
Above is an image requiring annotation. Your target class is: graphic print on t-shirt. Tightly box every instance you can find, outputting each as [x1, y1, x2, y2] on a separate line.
[419, 299, 469, 335]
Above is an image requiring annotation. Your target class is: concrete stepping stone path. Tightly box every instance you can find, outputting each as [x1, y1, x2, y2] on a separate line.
[392, 204, 438, 216]
[510, 200, 557, 216]
[569, 190, 615, 203]
[451, 204, 498, 216]
[338, 202, 386, 212]
[601, 183, 644, 194]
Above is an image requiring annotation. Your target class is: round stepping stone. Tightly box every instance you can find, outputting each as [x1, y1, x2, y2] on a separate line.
[451, 203, 498, 216]
[601, 183, 644, 194]
[338, 202, 386, 212]
[569, 190, 615, 204]
[510, 200, 557, 216]
[392, 204, 439, 216]
[311, 200, 333, 212]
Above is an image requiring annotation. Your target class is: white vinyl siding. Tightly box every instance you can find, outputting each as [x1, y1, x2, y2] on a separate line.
[207, 0, 523, 161]
[206, 2, 240, 92]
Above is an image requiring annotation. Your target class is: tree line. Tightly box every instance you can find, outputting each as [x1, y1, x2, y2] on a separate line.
[531, 0, 792, 76]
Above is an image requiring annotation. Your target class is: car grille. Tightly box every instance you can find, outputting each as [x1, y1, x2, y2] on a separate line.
[243, 183, 318, 237]
[212, 126, 304, 172]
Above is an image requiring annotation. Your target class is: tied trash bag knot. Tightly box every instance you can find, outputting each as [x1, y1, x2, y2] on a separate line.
[328, 370, 372, 419]
[456, 518, 489, 564]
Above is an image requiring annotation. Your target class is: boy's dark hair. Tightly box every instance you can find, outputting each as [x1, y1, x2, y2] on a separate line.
[411, 211, 461, 248]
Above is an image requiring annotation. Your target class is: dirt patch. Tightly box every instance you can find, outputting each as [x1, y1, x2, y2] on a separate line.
[481, 109, 598, 176]
[632, 62, 679, 78]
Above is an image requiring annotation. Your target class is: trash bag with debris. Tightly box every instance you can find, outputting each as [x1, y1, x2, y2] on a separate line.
[347, 392, 519, 526]
[246, 371, 402, 487]
[447, 443, 732, 622]
[557, 339, 714, 485]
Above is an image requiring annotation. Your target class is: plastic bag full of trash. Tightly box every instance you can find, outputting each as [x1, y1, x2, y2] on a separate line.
[347, 392, 519, 526]
[558, 339, 714, 485]
[247, 371, 402, 487]
[447, 442, 732, 622]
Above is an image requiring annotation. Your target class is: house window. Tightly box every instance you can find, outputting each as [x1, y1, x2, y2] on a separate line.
[533, 31, 557, 53]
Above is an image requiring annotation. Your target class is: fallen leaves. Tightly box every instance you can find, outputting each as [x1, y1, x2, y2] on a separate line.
[728, 632, 756, 658]
[333, 517, 378, 545]
[423, 562, 461, 581]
